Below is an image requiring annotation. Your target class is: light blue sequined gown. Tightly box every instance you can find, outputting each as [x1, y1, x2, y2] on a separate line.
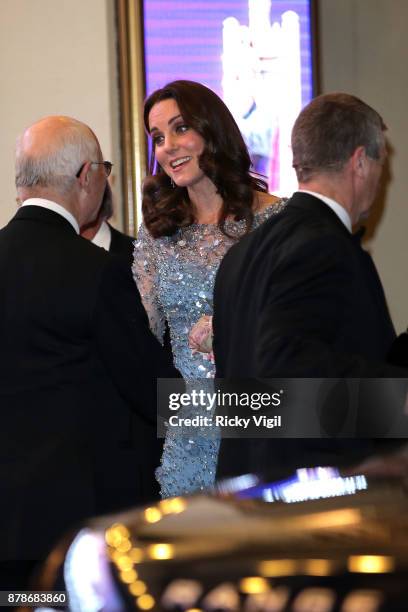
[133, 201, 286, 498]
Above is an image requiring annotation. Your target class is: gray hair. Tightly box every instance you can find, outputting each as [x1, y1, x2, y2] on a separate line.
[292, 93, 386, 182]
[15, 118, 100, 194]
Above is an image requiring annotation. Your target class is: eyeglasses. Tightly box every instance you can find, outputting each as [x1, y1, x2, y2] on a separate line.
[75, 161, 113, 178]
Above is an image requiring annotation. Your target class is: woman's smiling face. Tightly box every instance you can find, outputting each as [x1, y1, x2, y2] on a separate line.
[148, 98, 206, 188]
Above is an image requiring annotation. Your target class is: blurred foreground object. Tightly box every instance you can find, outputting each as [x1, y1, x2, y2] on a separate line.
[28, 466, 408, 611]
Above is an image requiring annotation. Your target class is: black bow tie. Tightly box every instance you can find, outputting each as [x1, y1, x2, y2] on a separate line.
[351, 226, 366, 244]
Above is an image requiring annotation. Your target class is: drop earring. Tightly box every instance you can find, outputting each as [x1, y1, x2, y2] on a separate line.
[170, 178, 175, 188]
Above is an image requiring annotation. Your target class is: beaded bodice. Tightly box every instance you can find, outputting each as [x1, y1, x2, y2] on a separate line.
[132, 200, 287, 497]
[133, 201, 286, 379]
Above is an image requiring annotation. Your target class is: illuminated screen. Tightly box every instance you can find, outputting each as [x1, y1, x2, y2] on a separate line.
[143, 0, 315, 195]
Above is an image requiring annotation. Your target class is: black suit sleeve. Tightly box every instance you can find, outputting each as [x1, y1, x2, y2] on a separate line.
[257, 234, 405, 378]
[93, 255, 181, 424]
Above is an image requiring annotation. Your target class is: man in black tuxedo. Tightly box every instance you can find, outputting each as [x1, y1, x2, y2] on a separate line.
[214, 93, 407, 481]
[0, 116, 179, 582]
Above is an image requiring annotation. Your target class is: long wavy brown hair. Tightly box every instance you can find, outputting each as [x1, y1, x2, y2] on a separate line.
[142, 80, 268, 238]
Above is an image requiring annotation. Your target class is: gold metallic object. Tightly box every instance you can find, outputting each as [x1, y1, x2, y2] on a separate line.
[259, 559, 298, 577]
[137, 594, 155, 610]
[144, 506, 163, 524]
[105, 522, 130, 547]
[116, 0, 147, 235]
[120, 568, 138, 584]
[159, 497, 188, 515]
[348, 555, 395, 574]
[148, 543, 175, 560]
[129, 580, 147, 596]
[303, 559, 335, 576]
[239, 577, 270, 594]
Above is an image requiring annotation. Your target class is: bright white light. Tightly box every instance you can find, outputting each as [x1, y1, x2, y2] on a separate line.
[262, 473, 367, 504]
[64, 529, 123, 612]
[217, 473, 259, 494]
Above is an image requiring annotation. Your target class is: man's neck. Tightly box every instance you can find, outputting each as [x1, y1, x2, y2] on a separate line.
[297, 187, 352, 232]
[21, 197, 80, 234]
[298, 181, 345, 208]
[81, 217, 104, 241]
[18, 188, 80, 223]
[298, 175, 356, 218]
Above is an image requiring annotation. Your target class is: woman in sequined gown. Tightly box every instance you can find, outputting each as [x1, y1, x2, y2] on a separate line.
[133, 80, 286, 498]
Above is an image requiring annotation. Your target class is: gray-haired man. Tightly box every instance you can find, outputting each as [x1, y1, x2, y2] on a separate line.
[0, 116, 179, 584]
[214, 93, 407, 481]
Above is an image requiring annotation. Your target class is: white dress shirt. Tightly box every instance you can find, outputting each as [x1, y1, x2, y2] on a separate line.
[91, 220, 111, 251]
[22, 198, 80, 234]
[297, 190, 352, 232]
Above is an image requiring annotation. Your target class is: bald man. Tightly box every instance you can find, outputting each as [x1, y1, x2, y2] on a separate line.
[0, 116, 179, 583]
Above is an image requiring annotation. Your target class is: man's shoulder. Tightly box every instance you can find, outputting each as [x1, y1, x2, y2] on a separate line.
[220, 193, 352, 274]
[252, 193, 350, 247]
[59, 232, 122, 283]
[75, 232, 111, 258]
[108, 224, 134, 259]
[71, 237, 134, 298]
[223, 197, 307, 256]
[109, 223, 134, 242]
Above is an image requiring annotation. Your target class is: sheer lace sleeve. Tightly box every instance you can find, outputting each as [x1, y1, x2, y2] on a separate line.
[132, 223, 166, 343]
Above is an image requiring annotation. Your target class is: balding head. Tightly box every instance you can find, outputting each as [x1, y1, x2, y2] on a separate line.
[15, 116, 107, 226]
[16, 116, 100, 193]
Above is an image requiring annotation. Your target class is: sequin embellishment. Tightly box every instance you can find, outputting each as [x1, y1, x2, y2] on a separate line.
[132, 200, 287, 497]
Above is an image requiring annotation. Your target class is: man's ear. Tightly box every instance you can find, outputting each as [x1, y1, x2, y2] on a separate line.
[77, 161, 92, 188]
[351, 146, 367, 177]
